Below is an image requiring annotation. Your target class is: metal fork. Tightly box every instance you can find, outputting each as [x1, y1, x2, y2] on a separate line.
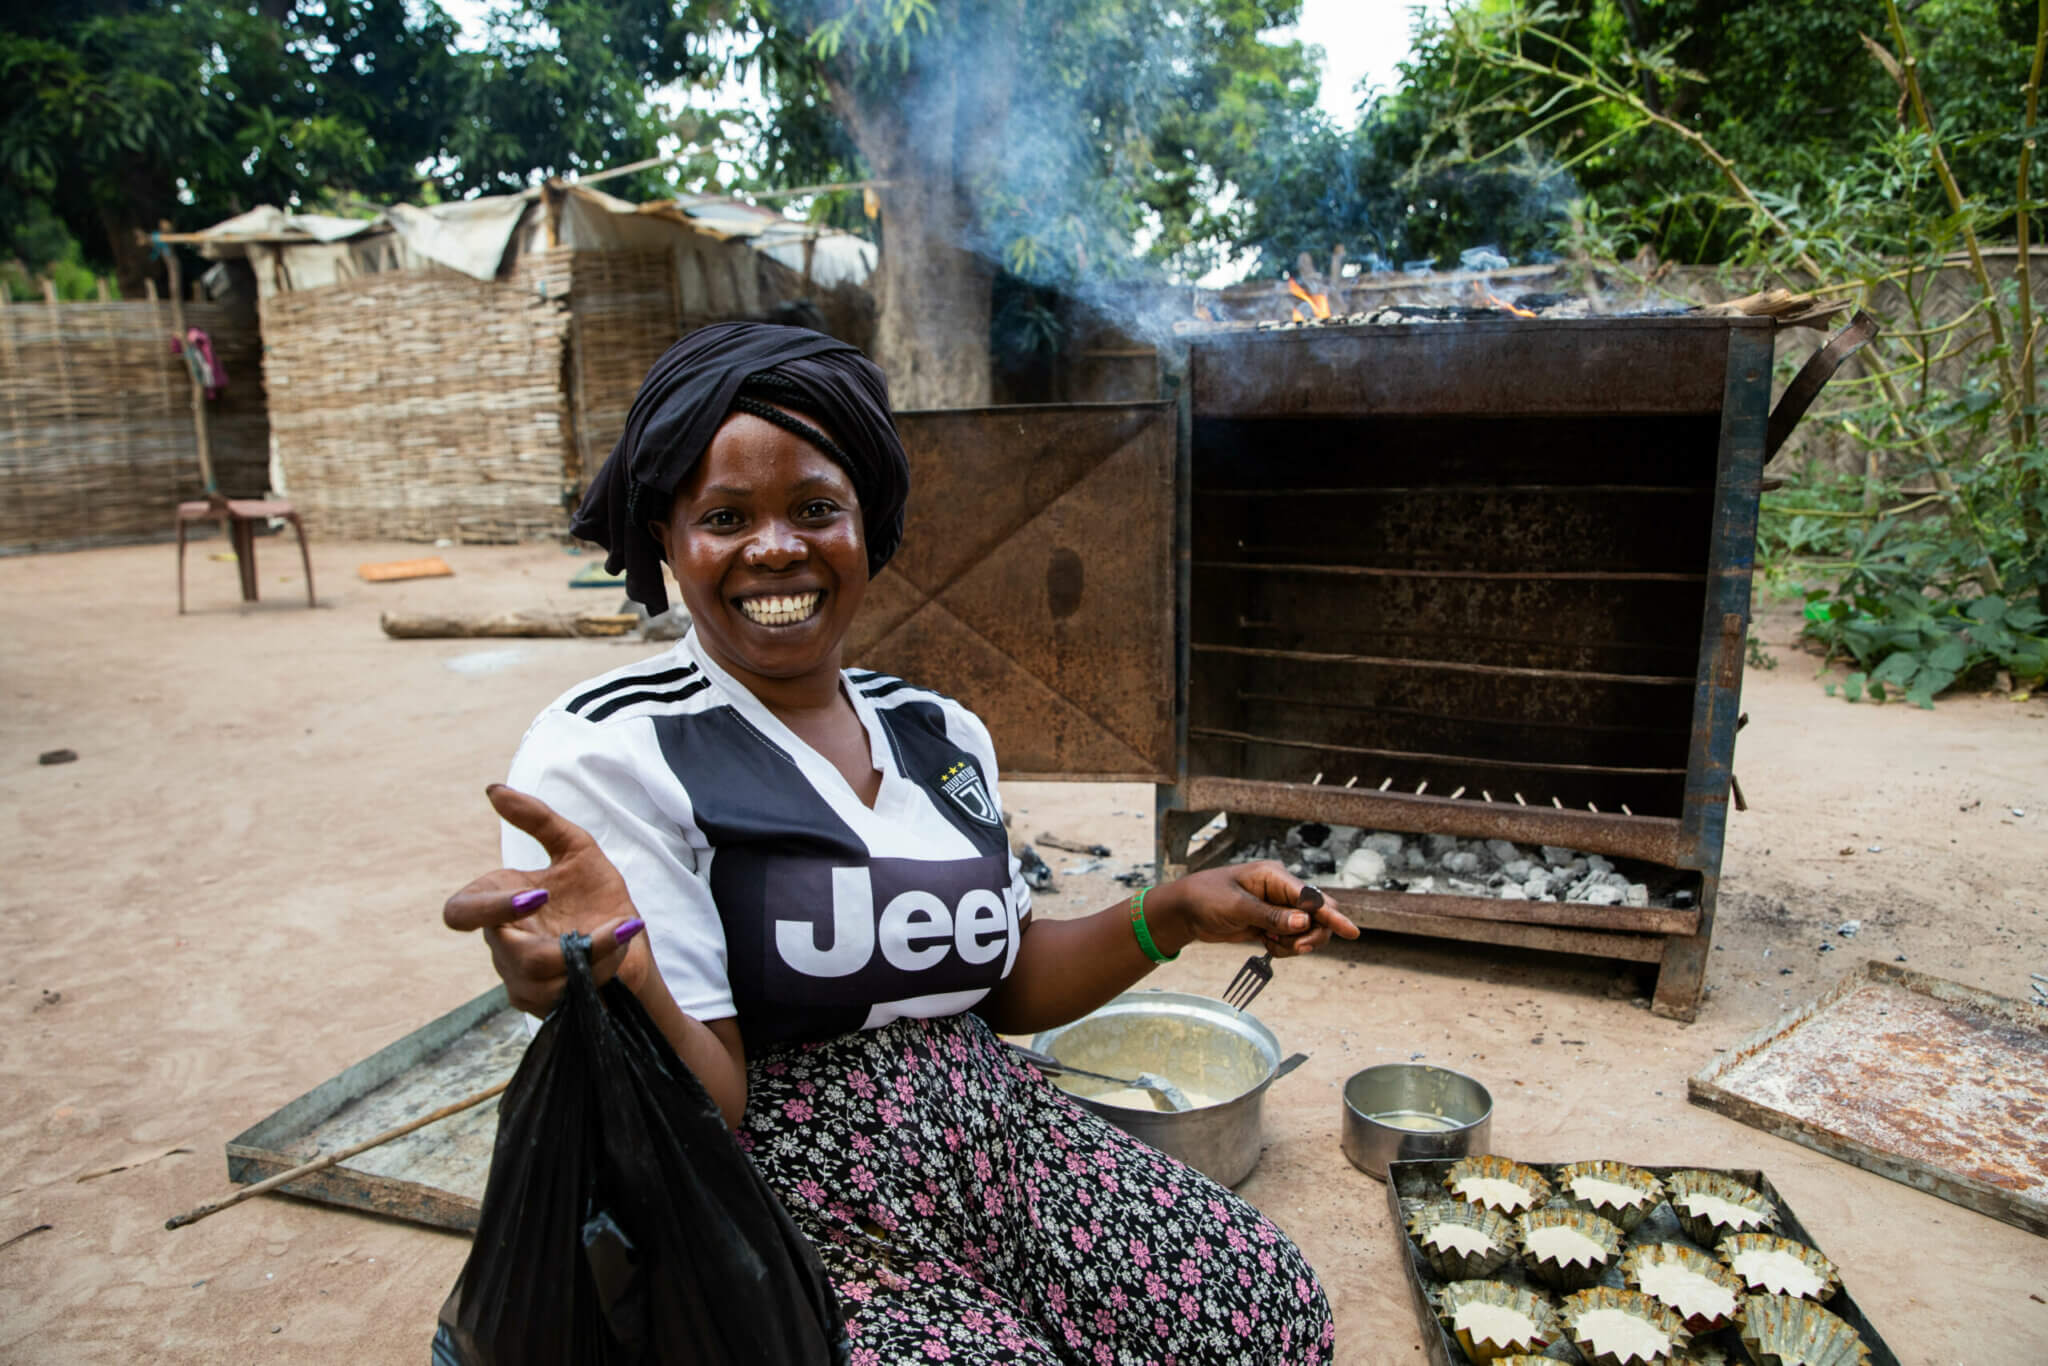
[1223, 886, 1323, 1012]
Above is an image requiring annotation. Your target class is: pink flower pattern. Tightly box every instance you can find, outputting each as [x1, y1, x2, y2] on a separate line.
[737, 1012, 1331, 1364]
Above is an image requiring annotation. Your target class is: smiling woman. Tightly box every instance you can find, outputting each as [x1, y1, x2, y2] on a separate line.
[440, 323, 1354, 1363]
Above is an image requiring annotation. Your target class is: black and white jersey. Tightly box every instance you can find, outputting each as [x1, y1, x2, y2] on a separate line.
[502, 629, 1031, 1053]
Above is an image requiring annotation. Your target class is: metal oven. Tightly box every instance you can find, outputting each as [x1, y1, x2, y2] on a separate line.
[853, 313, 1852, 1019]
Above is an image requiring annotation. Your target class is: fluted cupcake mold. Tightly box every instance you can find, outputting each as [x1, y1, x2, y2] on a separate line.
[1736, 1293, 1870, 1366]
[1434, 1279, 1560, 1364]
[1665, 1169, 1777, 1247]
[1404, 1199, 1517, 1280]
[1442, 1154, 1553, 1217]
[1555, 1159, 1666, 1232]
[1558, 1286, 1692, 1366]
[1717, 1233, 1840, 1304]
[1514, 1206, 1625, 1292]
[1621, 1241, 1746, 1335]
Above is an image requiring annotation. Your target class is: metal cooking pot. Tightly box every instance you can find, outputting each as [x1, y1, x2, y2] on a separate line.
[1340, 1062, 1493, 1180]
[1031, 990, 1307, 1187]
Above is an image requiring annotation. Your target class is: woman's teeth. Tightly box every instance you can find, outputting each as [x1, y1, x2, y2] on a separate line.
[739, 591, 822, 626]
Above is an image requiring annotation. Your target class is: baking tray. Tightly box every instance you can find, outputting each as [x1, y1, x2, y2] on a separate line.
[224, 987, 522, 1231]
[1689, 959, 2048, 1238]
[1386, 1159, 1898, 1365]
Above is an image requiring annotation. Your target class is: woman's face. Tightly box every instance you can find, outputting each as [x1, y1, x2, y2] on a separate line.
[653, 408, 868, 686]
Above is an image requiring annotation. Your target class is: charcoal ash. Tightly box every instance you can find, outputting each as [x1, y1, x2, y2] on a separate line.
[1228, 823, 1679, 909]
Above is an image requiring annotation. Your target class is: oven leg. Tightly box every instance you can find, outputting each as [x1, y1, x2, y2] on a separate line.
[1652, 871, 1720, 1021]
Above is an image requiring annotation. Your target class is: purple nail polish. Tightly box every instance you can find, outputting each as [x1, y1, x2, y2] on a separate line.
[615, 917, 645, 945]
[510, 888, 548, 911]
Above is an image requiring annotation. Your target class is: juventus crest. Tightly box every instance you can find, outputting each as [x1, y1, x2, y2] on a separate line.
[936, 758, 1001, 827]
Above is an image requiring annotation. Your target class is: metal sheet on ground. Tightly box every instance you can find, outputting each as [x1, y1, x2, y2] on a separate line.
[1689, 960, 2048, 1238]
[225, 988, 521, 1232]
[1386, 1159, 1899, 1365]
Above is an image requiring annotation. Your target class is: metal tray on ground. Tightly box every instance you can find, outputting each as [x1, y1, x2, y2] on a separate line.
[1386, 1159, 1898, 1365]
[225, 987, 522, 1232]
[1689, 960, 2048, 1238]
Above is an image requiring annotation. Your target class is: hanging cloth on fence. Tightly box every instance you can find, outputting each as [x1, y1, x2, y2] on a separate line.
[170, 328, 226, 399]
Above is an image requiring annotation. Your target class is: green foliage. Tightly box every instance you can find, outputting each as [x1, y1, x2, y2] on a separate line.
[0, 0, 730, 279]
[1429, 0, 2048, 706]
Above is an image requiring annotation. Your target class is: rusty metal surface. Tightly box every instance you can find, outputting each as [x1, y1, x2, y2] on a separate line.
[847, 403, 1177, 781]
[1655, 327, 1775, 1019]
[1189, 316, 1769, 418]
[1178, 775, 1688, 867]
[225, 987, 517, 1232]
[1690, 961, 2048, 1239]
[1324, 886, 1698, 938]
[1387, 1160, 1901, 1365]
[1185, 405, 1729, 822]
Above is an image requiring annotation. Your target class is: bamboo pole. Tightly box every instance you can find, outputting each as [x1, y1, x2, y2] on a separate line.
[164, 1079, 509, 1230]
[0, 289, 23, 480]
[161, 236, 216, 495]
[1886, 0, 2024, 447]
[2020, 0, 2048, 588]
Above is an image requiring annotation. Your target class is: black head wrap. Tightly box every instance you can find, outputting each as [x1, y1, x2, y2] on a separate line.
[571, 322, 911, 615]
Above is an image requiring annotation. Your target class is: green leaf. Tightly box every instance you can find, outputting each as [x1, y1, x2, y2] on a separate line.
[1967, 596, 2008, 624]
[1869, 653, 1920, 687]
[1926, 638, 1970, 673]
[1843, 672, 1866, 703]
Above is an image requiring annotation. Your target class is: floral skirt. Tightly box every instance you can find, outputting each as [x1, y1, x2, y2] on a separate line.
[735, 1012, 1335, 1366]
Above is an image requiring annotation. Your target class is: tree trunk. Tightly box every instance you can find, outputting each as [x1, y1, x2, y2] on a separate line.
[824, 63, 993, 408]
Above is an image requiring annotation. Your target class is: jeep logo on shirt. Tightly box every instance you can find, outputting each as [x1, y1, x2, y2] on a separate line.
[759, 853, 1019, 1007]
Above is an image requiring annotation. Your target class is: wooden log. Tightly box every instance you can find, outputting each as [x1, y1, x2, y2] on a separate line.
[380, 610, 640, 639]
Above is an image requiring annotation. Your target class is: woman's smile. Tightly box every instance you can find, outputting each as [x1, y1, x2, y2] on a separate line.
[735, 589, 825, 628]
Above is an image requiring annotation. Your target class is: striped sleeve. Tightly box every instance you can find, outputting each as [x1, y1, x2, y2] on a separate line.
[502, 708, 736, 1023]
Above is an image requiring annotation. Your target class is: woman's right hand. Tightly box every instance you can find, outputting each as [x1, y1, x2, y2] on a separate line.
[442, 783, 652, 1017]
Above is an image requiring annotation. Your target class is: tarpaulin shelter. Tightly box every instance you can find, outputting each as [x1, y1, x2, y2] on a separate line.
[188, 182, 876, 543]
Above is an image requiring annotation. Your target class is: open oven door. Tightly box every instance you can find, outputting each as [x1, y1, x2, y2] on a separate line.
[845, 403, 1180, 783]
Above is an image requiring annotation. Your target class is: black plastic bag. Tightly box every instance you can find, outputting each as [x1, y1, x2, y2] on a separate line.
[434, 934, 848, 1366]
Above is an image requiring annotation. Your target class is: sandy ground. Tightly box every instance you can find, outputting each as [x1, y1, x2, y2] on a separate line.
[1, 536, 2043, 1363]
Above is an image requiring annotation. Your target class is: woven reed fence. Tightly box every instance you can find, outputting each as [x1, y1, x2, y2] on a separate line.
[258, 250, 579, 542]
[0, 292, 269, 553]
[565, 250, 679, 487]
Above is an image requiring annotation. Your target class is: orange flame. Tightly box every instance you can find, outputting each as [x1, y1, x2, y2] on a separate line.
[1287, 277, 1331, 320]
[1474, 282, 1536, 318]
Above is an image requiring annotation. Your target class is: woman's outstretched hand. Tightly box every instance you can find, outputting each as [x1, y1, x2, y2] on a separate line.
[442, 784, 652, 1017]
[1150, 861, 1360, 958]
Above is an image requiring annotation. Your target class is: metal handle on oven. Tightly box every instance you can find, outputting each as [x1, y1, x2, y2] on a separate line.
[1764, 310, 1879, 464]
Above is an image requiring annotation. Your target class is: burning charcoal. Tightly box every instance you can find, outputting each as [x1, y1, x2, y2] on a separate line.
[1503, 859, 1535, 882]
[1499, 885, 1529, 900]
[1447, 879, 1490, 897]
[1586, 855, 1615, 875]
[1326, 826, 1361, 860]
[1524, 876, 1552, 900]
[1580, 884, 1624, 907]
[1362, 832, 1406, 858]
[1425, 834, 1460, 858]
[1404, 846, 1427, 870]
[1299, 847, 1336, 876]
[1541, 845, 1576, 867]
[1443, 851, 1482, 875]
[1406, 877, 1438, 895]
[1333, 847, 1388, 888]
[1625, 884, 1650, 908]
[1484, 840, 1521, 865]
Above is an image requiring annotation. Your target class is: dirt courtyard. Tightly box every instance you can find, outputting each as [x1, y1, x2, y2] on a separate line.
[1, 536, 2043, 1363]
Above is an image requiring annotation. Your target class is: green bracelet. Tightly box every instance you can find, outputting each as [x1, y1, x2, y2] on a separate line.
[1130, 886, 1179, 964]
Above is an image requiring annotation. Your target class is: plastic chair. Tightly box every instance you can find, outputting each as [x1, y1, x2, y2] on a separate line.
[175, 496, 316, 613]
